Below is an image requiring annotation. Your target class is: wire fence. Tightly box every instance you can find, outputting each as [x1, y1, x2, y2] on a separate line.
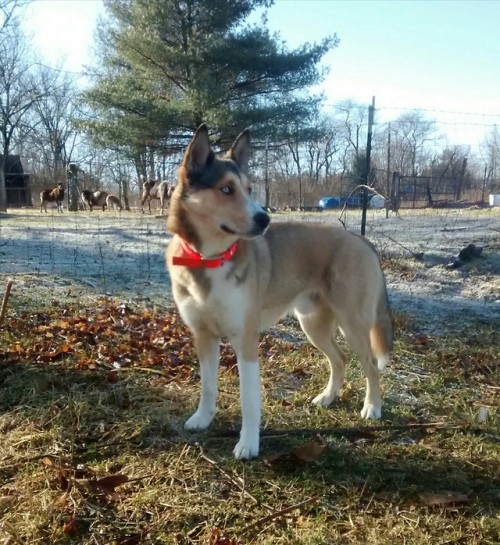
[1, 206, 499, 331]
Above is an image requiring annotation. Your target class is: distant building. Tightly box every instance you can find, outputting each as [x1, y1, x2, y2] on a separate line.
[2, 155, 31, 207]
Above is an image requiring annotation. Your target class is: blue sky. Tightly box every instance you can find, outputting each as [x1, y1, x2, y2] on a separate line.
[21, 0, 500, 151]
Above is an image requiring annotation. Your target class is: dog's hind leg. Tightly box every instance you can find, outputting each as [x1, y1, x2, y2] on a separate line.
[340, 322, 382, 420]
[296, 304, 347, 407]
[185, 330, 220, 431]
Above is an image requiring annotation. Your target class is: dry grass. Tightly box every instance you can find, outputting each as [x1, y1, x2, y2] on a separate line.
[1, 290, 499, 545]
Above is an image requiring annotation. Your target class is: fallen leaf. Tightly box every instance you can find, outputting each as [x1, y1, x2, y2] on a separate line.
[419, 491, 470, 506]
[0, 495, 15, 514]
[63, 517, 79, 534]
[292, 441, 325, 462]
[83, 474, 129, 499]
[209, 527, 240, 545]
[95, 474, 129, 491]
[415, 334, 429, 346]
[264, 440, 326, 467]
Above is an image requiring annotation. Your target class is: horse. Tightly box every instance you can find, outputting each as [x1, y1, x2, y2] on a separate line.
[81, 190, 108, 212]
[40, 182, 64, 213]
[140, 178, 173, 214]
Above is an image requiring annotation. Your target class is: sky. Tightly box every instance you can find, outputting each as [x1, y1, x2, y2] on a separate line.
[20, 0, 500, 154]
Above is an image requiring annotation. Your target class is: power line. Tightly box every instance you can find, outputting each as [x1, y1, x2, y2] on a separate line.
[377, 106, 500, 118]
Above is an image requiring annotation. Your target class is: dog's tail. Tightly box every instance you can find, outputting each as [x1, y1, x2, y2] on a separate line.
[370, 288, 393, 372]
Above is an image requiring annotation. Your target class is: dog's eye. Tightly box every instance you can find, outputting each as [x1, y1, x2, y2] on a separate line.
[220, 186, 234, 195]
[247, 186, 252, 195]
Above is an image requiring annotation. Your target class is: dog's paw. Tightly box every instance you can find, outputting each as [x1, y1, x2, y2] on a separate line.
[184, 411, 214, 430]
[233, 428, 260, 459]
[311, 390, 339, 407]
[360, 403, 381, 420]
[233, 438, 259, 460]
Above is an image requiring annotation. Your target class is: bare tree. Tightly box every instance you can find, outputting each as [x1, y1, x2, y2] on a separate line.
[390, 112, 435, 176]
[0, 0, 27, 34]
[0, 7, 43, 210]
[481, 125, 500, 192]
[25, 65, 80, 177]
[333, 100, 368, 176]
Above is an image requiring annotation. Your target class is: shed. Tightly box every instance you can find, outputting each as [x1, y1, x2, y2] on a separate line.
[2, 155, 31, 206]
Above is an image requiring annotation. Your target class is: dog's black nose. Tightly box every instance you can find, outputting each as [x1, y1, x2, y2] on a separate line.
[254, 211, 270, 232]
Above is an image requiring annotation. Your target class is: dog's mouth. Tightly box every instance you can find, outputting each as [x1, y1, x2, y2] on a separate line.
[221, 213, 270, 239]
[221, 224, 236, 235]
[221, 224, 268, 239]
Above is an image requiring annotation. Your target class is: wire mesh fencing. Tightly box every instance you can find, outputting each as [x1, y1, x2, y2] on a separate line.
[1, 206, 499, 330]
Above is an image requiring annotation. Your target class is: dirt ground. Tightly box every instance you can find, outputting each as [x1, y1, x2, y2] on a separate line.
[1, 206, 499, 334]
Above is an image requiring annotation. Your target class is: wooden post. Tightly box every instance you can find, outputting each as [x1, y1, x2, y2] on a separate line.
[68, 163, 78, 212]
[361, 96, 375, 236]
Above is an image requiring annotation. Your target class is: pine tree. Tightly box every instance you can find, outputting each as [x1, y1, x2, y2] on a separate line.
[82, 0, 338, 163]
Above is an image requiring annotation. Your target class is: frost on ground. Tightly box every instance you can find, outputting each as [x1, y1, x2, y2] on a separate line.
[1, 207, 499, 334]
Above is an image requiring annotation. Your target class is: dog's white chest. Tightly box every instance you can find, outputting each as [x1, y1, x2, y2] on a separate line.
[175, 268, 249, 338]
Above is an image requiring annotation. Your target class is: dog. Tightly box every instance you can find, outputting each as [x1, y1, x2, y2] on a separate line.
[40, 182, 64, 213]
[166, 125, 392, 459]
[81, 190, 108, 212]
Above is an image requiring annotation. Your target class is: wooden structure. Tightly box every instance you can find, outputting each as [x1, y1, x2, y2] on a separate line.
[3, 155, 31, 207]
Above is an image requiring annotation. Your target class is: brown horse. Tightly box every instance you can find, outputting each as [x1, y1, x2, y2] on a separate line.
[40, 182, 64, 213]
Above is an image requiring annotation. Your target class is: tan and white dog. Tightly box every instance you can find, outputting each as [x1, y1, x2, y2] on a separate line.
[166, 125, 392, 459]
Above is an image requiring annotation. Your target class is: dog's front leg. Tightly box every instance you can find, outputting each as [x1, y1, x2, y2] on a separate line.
[232, 336, 261, 460]
[185, 331, 220, 431]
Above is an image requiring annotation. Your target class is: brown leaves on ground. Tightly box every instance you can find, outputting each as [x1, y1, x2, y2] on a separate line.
[40, 456, 130, 502]
[0, 299, 297, 381]
[209, 527, 241, 545]
[263, 440, 326, 468]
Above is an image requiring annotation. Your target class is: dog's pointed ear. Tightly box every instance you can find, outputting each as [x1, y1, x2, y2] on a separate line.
[182, 124, 213, 175]
[229, 129, 251, 173]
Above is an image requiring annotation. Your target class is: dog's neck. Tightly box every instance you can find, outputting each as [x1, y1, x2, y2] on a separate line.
[172, 235, 239, 268]
[168, 195, 239, 260]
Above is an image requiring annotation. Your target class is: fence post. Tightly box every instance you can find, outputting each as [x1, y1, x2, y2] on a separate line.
[391, 171, 401, 212]
[68, 163, 78, 212]
[361, 96, 375, 236]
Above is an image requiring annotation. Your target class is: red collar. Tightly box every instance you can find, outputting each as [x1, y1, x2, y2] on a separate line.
[172, 236, 239, 268]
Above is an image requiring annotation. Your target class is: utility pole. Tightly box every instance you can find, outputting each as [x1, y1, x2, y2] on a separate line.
[386, 122, 391, 219]
[264, 135, 270, 209]
[361, 96, 375, 236]
[481, 164, 487, 206]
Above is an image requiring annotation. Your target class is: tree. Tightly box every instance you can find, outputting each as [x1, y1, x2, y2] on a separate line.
[28, 66, 80, 177]
[0, 5, 44, 210]
[332, 100, 368, 177]
[82, 0, 338, 172]
[389, 112, 435, 177]
[481, 125, 500, 192]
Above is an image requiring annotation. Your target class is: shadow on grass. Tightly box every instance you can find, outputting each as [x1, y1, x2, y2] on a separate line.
[1, 359, 498, 518]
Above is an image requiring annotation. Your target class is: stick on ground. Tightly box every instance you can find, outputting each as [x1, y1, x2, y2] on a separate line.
[0, 278, 13, 325]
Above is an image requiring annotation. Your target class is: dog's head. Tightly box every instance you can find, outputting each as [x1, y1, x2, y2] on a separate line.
[168, 125, 270, 242]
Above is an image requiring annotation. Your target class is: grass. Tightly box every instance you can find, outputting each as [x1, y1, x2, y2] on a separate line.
[1, 288, 498, 545]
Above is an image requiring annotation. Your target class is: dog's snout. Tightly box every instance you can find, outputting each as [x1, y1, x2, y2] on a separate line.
[254, 211, 270, 232]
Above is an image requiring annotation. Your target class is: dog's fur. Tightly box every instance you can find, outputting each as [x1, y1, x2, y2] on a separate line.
[81, 190, 108, 212]
[40, 182, 64, 213]
[106, 194, 123, 211]
[166, 125, 392, 459]
[141, 178, 173, 214]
